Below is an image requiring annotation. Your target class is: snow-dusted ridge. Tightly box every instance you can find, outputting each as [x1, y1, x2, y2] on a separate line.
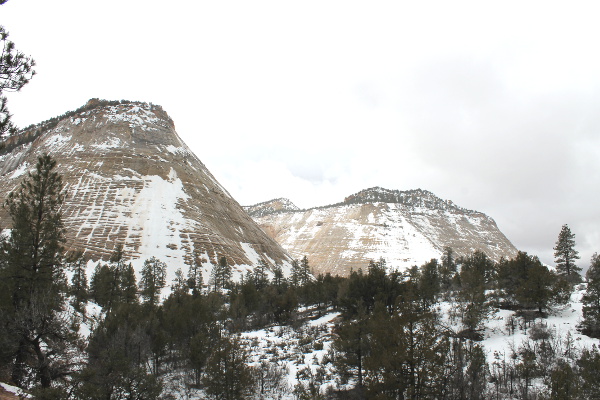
[249, 187, 517, 276]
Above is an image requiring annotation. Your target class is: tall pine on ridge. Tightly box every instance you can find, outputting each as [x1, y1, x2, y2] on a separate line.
[553, 224, 581, 282]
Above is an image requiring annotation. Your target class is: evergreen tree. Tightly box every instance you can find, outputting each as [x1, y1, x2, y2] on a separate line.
[253, 258, 269, 289]
[581, 253, 600, 337]
[90, 263, 114, 308]
[139, 256, 167, 306]
[74, 303, 162, 399]
[0, 23, 36, 137]
[0, 155, 76, 390]
[333, 303, 369, 389]
[66, 251, 88, 313]
[171, 268, 187, 296]
[457, 251, 493, 335]
[202, 336, 254, 400]
[187, 255, 204, 296]
[118, 262, 138, 305]
[418, 258, 441, 307]
[439, 246, 457, 296]
[553, 224, 581, 282]
[211, 256, 233, 291]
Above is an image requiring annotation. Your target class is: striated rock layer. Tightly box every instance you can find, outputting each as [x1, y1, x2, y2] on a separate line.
[0, 99, 292, 279]
[247, 187, 518, 276]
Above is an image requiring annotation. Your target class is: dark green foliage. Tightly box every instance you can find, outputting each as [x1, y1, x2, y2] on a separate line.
[202, 336, 254, 400]
[577, 346, 600, 398]
[139, 256, 167, 306]
[333, 303, 369, 388]
[553, 224, 581, 282]
[0, 155, 76, 389]
[89, 246, 139, 310]
[187, 255, 204, 296]
[457, 251, 493, 333]
[0, 24, 36, 137]
[439, 246, 458, 295]
[418, 258, 441, 307]
[66, 251, 88, 313]
[211, 256, 232, 291]
[581, 253, 600, 337]
[74, 303, 162, 399]
[291, 255, 311, 287]
[497, 251, 569, 314]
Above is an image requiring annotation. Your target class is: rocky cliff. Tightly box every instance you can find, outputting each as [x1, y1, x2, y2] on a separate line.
[0, 99, 292, 280]
[248, 187, 518, 276]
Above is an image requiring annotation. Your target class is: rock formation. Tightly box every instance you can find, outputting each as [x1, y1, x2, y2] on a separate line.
[0, 99, 292, 280]
[247, 187, 518, 276]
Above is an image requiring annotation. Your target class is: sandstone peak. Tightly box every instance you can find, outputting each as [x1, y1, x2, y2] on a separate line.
[0, 99, 292, 281]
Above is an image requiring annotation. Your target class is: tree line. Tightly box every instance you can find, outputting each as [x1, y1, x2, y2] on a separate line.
[1, 155, 600, 400]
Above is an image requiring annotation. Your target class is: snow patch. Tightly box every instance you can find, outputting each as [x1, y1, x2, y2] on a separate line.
[9, 162, 28, 179]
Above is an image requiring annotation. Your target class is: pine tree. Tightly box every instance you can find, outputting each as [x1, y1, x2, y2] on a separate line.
[139, 257, 167, 306]
[211, 256, 232, 291]
[0, 23, 36, 136]
[553, 224, 581, 282]
[253, 258, 269, 289]
[202, 336, 254, 400]
[581, 253, 600, 337]
[0, 154, 75, 389]
[66, 251, 88, 313]
[187, 255, 204, 296]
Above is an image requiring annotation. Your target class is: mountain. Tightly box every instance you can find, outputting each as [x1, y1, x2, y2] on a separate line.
[0, 99, 292, 280]
[243, 198, 300, 218]
[247, 187, 518, 276]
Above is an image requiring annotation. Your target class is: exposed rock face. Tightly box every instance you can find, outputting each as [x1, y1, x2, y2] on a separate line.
[248, 187, 518, 276]
[244, 198, 299, 218]
[0, 99, 292, 279]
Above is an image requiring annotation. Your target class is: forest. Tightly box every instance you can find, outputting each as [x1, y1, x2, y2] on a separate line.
[1, 155, 600, 400]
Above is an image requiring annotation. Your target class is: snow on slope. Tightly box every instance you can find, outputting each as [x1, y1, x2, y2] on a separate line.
[251, 190, 518, 276]
[0, 100, 293, 282]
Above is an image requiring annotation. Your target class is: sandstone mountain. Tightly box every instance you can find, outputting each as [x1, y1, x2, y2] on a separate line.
[0, 99, 292, 280]
[247, 187, 518, 276]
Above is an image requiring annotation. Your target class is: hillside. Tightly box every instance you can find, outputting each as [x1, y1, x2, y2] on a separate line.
[248, 187, 518, 276]
[0, 99, 292, 280]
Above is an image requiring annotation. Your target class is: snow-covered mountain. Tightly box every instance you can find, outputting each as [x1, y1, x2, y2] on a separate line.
[0, 99, 292, 279]
[247, 187, 518, 276]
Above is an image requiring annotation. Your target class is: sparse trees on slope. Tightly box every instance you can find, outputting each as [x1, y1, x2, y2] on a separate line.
[554, 224, 581, 282]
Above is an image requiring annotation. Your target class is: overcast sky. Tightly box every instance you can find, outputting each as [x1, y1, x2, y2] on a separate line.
[2, 1, 599, 267]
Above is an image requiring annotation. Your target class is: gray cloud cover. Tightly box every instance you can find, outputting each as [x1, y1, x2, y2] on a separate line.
[3, 1, 599, 267]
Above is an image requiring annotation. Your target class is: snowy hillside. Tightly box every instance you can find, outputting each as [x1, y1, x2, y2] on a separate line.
[0, 99, 293, 281]
[249, 188, 517, 276]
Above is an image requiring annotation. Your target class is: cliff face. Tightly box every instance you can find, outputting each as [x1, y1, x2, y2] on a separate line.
[0, 99, 292, 279]
[248, 187, 518, 276]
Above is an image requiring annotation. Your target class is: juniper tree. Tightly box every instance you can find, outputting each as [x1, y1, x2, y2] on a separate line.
[553, 224, 581, 282]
